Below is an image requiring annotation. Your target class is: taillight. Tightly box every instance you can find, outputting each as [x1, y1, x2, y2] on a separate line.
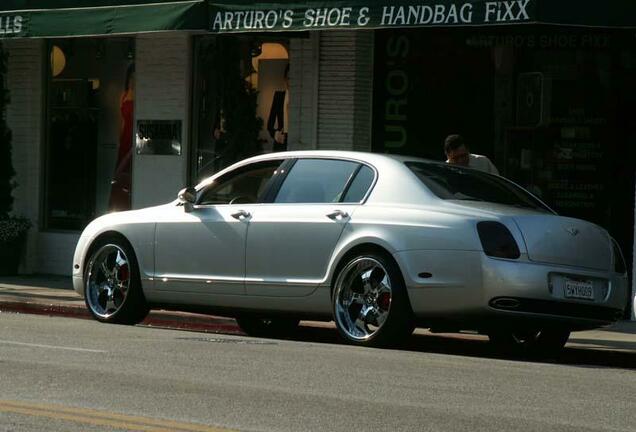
[612, 239, 626, 274]
[477, 221, 520, 259]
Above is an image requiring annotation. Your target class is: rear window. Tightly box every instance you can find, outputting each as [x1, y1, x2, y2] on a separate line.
[405, 162, 551, 212]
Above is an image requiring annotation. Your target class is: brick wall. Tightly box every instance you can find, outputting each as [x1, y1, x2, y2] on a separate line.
[288, 34, 319, 151]
[133, 33, 191, 209]
[5, 39, 83, 275]
[317, 30, 374, 151]
[4, 39, 46, 273]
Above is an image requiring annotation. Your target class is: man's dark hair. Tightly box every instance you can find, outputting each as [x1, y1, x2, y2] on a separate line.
[444, 134, 466, 154]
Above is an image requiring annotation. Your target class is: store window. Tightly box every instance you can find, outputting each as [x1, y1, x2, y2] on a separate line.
[45, 38, 135, 230]
[191, 36, 290, 184]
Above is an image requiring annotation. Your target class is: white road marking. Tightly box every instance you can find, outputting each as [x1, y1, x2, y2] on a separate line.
[0, 339, 107, 353]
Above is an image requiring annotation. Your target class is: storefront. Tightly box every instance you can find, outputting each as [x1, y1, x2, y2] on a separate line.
[1, 0, 635, 318]
[372, 27, 636, 297]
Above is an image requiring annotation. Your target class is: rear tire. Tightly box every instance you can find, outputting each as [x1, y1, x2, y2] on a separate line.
[332, 251, 414, 347]
[235, 317, 300, 338]
[84, 236, 149, 325]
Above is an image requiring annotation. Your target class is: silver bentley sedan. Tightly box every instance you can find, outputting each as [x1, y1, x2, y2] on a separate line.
[73, 151, 629, 353]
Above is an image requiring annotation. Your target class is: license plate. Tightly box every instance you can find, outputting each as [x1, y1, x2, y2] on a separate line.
[564, 279, 594, 300]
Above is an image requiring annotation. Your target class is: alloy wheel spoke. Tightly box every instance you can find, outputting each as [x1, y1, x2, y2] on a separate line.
[350, 275, 365, 294]
[95, 282, 106, 294]
[100, 262, 111, 279]
[349, 293, 365, 307]
[373, 309, 388, 327]
[87, 245, 130, 318]
[369, 266, 385, 289]
[105, 297, 117, 313]
[354, 305, 372, 334]
[114, 251, 127, 279]
[336, 257, 394, 341]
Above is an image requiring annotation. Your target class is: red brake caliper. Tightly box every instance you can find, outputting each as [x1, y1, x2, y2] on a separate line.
[118, 264, 129, 283]
[377, 292, 391, 310]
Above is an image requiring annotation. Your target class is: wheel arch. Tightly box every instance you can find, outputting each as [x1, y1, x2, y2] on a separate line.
[84, 231, 137, 269]
[328, 240, 407, 295]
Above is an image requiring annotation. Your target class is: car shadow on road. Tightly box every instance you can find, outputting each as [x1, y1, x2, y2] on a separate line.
[286, 325, 636, 371]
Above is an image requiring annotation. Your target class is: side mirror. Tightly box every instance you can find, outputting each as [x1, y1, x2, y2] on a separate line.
[178, 187, 196, 213]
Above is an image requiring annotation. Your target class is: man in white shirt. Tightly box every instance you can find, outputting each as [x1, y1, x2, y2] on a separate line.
[444, 134, 499, 175]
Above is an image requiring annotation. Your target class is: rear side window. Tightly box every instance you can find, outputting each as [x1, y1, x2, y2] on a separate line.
[342, 165, 375, 203]
[275, 159, 359, 204]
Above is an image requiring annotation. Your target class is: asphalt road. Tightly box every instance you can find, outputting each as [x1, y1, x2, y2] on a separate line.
[0, 313, 634, 432]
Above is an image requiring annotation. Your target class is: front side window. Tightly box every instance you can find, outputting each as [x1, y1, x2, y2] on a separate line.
[198, 160, 284, 205]
[406, 162, 551, 212]
[274, 159, 360, 204]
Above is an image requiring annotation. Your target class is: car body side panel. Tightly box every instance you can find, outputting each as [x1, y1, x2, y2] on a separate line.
[145, 286, 333, 317]
[153, 204, 248, 295]
[394, 249, 486, 316]
[321, 204, 488, 288]
[72, 205, 162, 297]
[245, 203, 355, 297]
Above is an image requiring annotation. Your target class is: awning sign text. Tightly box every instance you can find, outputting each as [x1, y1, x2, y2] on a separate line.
[0, 15, 23, 36]
[210, 1, 534, 32]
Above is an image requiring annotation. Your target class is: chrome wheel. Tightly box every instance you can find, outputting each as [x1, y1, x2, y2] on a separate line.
[334, 257, 393, 342]
[86, 244, 131, 319]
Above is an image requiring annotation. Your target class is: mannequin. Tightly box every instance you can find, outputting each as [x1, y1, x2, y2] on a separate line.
[108, 64, 134, 211]
[267, 63, 289, 153]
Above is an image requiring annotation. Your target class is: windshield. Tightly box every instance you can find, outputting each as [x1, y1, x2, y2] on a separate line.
[405, 162, 552, 212]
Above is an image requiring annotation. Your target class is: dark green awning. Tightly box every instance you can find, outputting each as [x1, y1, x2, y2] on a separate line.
[208, 0, 636, 33]
[0, 0, 207, 38]
[1, 0, 636, 38]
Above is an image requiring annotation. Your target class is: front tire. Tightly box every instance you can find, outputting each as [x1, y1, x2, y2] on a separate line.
[84, 236, 149, 325]
[332, 252, 414, 347]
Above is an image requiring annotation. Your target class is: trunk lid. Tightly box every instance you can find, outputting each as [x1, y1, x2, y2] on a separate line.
[513, 215, 611, 271]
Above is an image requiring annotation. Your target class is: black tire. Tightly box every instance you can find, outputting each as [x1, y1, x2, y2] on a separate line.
[235, 317, 300, 338]
[488, 328, 571, 356]
[332, 251, 414, 348]
[84, 235, 149, 325]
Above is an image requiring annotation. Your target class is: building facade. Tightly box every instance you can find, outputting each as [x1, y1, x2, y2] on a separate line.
[2, 1, 635, 319]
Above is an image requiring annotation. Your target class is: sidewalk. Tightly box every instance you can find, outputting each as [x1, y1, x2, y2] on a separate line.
[0, 275, 243, 334]
[0, 275, 634, 352]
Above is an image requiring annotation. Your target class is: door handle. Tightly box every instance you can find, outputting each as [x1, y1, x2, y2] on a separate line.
[326, 210, 349, 220]
[231, 210, 251, 220]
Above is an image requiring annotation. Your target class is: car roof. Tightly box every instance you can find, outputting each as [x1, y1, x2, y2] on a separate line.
[195, 150, 452, 206]
[235, 150, 447, 168]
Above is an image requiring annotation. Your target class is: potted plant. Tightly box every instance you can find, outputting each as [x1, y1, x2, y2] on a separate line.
[0, 42, 31, 275]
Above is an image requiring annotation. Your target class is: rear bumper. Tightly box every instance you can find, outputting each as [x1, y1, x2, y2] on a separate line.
[395, 249, 628, 327]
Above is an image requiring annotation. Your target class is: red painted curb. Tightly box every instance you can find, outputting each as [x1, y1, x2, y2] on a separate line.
[0, 300, 244, 334]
